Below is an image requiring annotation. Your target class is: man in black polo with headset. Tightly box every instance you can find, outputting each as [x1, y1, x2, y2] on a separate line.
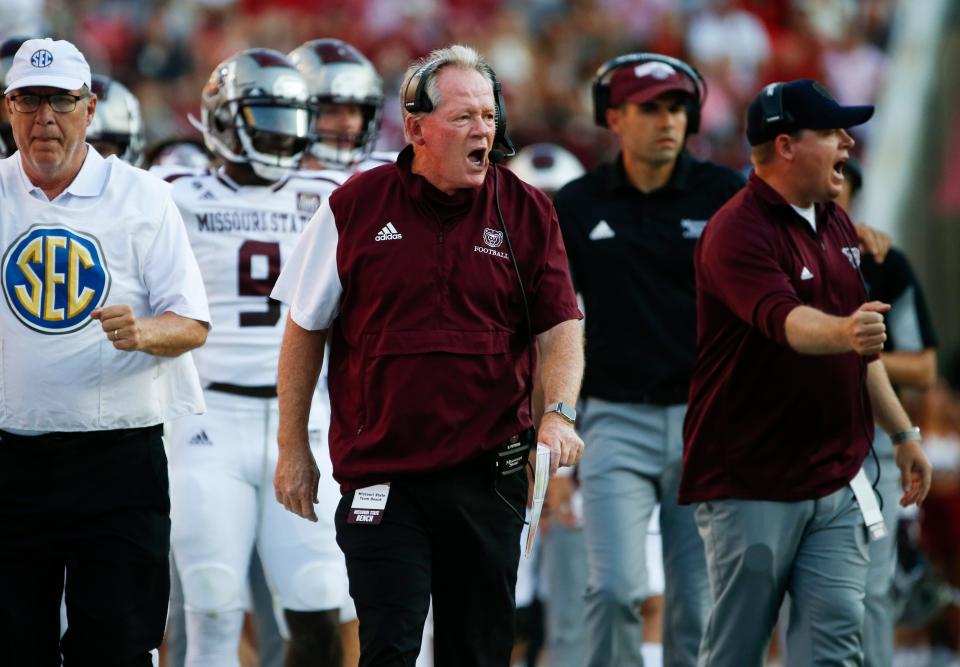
[554, 53, 744, 667]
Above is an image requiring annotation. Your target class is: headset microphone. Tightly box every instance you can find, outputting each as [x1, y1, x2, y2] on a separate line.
[489, 134, 515, 164]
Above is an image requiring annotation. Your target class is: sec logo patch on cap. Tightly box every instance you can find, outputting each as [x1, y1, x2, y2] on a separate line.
[2, 226, 111, 334]
[30, 49, 54, 68]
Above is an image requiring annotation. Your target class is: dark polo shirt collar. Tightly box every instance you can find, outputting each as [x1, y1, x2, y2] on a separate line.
[605, 149, 695, 194]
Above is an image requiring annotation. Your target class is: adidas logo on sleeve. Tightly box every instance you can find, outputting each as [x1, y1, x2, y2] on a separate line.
[375, 222, 402, 241]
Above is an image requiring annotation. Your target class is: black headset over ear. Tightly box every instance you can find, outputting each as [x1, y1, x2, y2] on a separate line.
[402, 58, 516, 163]
[759, 81, 791, 129]
[401, 59, 440, 114]
[592, 53, 706, 133]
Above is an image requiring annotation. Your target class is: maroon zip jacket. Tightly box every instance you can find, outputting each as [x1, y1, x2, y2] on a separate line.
[275, 147, 582, 492]
[679, 172, 874, 503]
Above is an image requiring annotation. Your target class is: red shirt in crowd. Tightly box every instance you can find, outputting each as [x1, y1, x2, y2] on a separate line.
[273, 147, 581, 492]
[679, 172, 874, 503]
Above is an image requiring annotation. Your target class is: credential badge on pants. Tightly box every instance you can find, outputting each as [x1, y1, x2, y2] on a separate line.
[495, 427, 536, 477]
[348, 484, 390, 525]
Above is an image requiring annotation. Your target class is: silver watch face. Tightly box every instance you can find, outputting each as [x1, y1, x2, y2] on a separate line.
[548, 402, 576, 422]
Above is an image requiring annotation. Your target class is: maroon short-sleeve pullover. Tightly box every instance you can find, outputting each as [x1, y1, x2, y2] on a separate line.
[321, 148, 581, 491]
[679, 173, 874, 503]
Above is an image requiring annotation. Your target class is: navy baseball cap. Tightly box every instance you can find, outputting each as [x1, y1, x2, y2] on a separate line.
[746, 79, 874, 146]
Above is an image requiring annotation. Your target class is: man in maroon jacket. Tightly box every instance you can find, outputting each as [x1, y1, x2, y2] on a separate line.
[270, 44, 585, 666]
[680, 80, 932, 666]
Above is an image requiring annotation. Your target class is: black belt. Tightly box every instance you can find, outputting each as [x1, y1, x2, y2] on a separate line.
[637, 385, 689, 406]
[0, 424, 160, 444]
[207, 382, 278, 398]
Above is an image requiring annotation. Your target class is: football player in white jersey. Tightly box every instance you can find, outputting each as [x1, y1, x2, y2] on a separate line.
[157, 48, 350, 667]
[288, 38, 393, 173]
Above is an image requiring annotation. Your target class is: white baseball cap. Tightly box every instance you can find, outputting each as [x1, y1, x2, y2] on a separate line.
[4, 38, 92, 95]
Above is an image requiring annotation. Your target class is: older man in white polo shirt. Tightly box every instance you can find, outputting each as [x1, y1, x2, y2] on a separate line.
[0, 38, 210, 665]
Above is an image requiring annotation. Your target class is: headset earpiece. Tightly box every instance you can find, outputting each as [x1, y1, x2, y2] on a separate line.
[403, 60, 439, 114]
[489, 75, 515, 162]
[759, 82, 790, 128]
[591, 53, 706, 134]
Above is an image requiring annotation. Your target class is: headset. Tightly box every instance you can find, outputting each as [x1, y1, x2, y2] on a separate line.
[402, 58, 516, 163]
[758, 81, 793, 129]
[592, 52, 707, 132]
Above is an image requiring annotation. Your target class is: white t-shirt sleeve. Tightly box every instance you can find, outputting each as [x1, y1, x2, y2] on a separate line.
[271, 199, 342, 331]
[142, 195, 211, 324]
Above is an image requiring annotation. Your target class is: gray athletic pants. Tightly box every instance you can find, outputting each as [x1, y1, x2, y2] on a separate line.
[580, 399, 708, 667]
[695, 485, 870, 667]
[541, 523, 587, 667]
[862, 430, 899, 667]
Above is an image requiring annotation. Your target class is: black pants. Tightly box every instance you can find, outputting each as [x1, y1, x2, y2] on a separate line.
[0, 425, 170, 667]
[335, 450, 529, 667]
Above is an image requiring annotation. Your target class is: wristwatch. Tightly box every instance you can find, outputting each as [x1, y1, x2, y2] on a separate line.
[891, 426, 922, 445]
[544, 401, 577, 425]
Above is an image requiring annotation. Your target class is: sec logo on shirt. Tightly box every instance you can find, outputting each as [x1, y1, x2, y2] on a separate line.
[2, 226, 110, 334]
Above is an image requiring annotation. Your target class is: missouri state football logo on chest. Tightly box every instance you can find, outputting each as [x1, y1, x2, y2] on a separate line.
[2, 226, 110, 334]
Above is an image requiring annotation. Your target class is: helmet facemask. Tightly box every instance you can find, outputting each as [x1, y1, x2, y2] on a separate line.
[307, 98, 380, 168]
[243, 98, 311, 179]
[198, 49, 313, 181]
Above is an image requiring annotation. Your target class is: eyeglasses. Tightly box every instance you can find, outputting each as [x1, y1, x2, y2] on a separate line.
[9, 93, 88, 113]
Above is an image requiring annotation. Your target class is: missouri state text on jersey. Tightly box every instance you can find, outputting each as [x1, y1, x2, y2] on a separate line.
[196, 208, 307, 234]
[164, 171, 329, 235]
[155, 165, 346, 387]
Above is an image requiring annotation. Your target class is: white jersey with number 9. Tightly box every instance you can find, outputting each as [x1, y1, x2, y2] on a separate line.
[153, 166, 347, 389]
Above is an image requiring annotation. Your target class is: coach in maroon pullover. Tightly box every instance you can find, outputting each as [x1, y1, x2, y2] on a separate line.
[270, 45, 584, 666]
[679, 80, 931, 667]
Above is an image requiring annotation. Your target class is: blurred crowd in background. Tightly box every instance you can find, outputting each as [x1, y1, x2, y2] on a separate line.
[5, 0, 894, 169]
[4, 0, 960, 664]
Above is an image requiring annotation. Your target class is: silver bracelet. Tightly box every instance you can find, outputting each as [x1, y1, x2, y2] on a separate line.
[891, 426, 921, 445]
